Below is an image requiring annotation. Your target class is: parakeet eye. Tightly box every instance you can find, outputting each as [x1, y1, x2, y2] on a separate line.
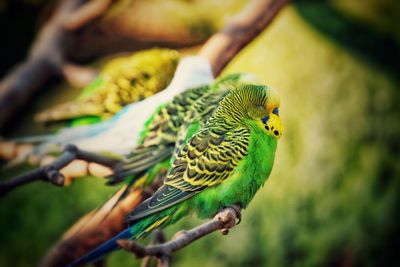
[261, 115, 269, 124]
[256, 105, 265, 113]
[272, 108, 279, 115]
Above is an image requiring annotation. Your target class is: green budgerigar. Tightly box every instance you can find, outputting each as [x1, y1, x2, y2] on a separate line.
[70, 83, 283, 266]
[109, 73, 256, 184]
[35, 48, 180, 123]
[41, 73, 257, 266]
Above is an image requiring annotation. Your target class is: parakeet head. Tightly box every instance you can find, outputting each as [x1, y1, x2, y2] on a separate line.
[248, 85, 283, 140]
[259, 86, 283, 139]
[213, 84, 283, 139]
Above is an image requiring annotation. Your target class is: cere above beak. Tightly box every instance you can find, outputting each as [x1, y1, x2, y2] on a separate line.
[261, 113, 284, 139]
[265, 87, 280, 114]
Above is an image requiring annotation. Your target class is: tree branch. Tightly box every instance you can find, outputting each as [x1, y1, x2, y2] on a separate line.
[118, 206, 241, 267]
[200, 0, 290, 76]
[0, 0, 96, 129]
[0, 145, 119, 197]
[64, 0, 114, 31]
[0, 0, 213, 130]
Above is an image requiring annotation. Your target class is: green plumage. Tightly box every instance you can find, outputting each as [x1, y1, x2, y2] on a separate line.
[111, 73, 256, 183]
[127, 83, 283, 230]
[35, 48, 180, 123]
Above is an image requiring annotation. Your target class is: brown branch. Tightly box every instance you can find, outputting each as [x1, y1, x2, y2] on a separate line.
[0, 145, 119, 197]
[0, 0, 288, 129]
[0, 0, 85, 128]
[0, 0, 216, 130]
[64, 0, 114, 31]
[118, 206, 241, 267]
[120, 208, 240, 266]
[199, 0, 290, 76]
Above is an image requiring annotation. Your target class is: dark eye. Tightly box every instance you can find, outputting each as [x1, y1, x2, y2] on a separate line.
[261, 115, 269, 124]
[272, 108, 279, 115]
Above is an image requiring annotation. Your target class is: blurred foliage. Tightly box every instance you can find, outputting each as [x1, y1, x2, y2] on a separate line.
[332, 0, 400, 43]
[1, 1, 400, 267]
[296, 0, 400, 77]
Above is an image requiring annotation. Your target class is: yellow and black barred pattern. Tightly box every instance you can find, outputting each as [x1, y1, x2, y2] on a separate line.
[113, 78, 264, 183]
[100, 48, 180, 113]
[141, 85, 211, 147]
[126, 84, 274, 222]
[35, 48, 180, 122]
[113, 85, 217, 180]
[164, 84, 268, 191]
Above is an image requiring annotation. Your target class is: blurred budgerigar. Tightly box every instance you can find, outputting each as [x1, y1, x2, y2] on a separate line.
[0, 56, 214, 166]
[35, 48, 180, 123]
[70, 83, 283, 266]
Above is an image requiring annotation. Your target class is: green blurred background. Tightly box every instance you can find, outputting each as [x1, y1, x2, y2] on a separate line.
[0, 0, 399, 266]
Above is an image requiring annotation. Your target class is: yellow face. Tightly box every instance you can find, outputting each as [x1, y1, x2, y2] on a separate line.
[262, 112, 284, 139]
[259, 87, 283, 139]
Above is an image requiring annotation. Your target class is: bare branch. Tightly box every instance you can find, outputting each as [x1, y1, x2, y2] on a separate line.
[0, 0, 289, 129]
[0, 0, 211, 129]
[118, 206, 241, 267]
[200, 0, 290, 76]
[64, 0, 114, 31]
[0, 145, 119, 197]
[0, 0, 86, 128]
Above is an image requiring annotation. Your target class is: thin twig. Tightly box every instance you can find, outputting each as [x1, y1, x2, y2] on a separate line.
[0, 145, 119, 197]
[118, 206, 241, 267]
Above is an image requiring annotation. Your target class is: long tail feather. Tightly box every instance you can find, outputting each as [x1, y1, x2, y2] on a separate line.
[68, 227, 132, 266]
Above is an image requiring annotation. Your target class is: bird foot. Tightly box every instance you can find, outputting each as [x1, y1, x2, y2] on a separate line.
[216, 205, 241, 235]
